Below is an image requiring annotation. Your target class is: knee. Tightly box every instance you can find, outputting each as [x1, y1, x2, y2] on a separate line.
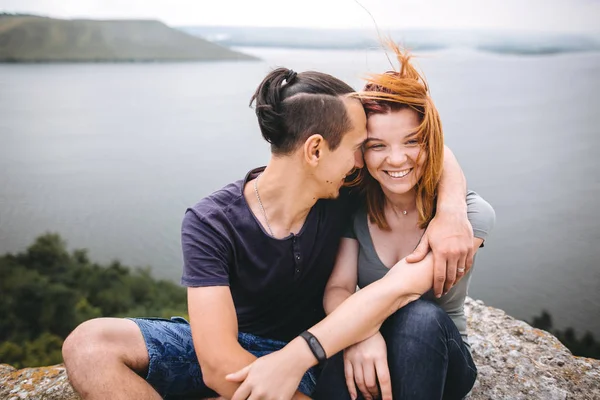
[63, 318, 109, 367]
[385, 300, 448, 338]
[63, 317, 137, 371]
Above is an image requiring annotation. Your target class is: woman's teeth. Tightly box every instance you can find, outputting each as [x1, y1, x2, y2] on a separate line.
[385, 169, 411, 178]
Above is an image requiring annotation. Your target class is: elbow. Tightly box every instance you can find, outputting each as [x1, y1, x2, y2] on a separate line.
[202, 373, 220, 392]
[327, 284, 356, 297]
[197, 345, 254, 392]
[198, 360, 219, 389]
[201, 364, 228, 393]
[197, 357, 227, 391]
[323, 285, 355, 312]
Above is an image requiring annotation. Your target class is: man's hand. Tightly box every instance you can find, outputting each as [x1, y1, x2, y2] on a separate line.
[343, 332, 391, 400]
[226, 349, 310, 400]
[405, 208, 473, 297]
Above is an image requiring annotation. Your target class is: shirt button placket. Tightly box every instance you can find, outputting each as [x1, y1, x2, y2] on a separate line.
[292, 236, 301, 277]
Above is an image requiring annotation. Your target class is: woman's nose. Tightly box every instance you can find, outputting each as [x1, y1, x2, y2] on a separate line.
[386, 149, 408, 166]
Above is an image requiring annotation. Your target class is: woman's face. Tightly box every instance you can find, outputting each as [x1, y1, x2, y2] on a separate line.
[363, 108, 426, 196]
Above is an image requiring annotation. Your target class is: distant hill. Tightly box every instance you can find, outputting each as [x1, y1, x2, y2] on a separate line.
[180, 25, 600, 56]
[0, 15, 258, 62]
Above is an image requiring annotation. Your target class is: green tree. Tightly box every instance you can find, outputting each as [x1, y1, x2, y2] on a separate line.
[0, 233, 188, 368]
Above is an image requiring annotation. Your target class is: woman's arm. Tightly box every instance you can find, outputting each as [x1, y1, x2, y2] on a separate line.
[323, 238, 359, 314]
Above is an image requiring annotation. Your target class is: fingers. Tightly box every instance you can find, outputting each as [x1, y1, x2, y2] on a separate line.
[362, 363, 380, 400]
[455, 251, 467, 283]
[344, 358, 358, 400]
[225, 365, 251, 382]
[466, 246, 475, 272]
[457, 246, 475, 284]
[433, 251, 446, 298]
[230, 380, 251, 400]
[375, 358, 392, 400]
[405, 237, 429, 263]
[353, 364, 372, 400]
[443, 254, 459, 294]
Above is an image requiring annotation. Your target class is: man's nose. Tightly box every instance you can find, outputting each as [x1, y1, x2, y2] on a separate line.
[353, 149, 364, 168]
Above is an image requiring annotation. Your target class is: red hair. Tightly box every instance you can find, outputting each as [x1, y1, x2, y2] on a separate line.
[351, 42, 444, 230]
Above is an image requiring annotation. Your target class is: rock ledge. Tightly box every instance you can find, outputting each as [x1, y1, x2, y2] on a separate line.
[1, 298, 598, 399]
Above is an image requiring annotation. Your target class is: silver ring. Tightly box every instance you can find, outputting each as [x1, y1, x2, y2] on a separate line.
[457, 268, 465, 273]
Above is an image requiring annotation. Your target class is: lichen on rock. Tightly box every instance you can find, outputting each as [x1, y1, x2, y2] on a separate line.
[0, 364, 80, 400]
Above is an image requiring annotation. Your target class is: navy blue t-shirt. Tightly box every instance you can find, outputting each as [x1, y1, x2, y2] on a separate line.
[181, 167, 354, 342]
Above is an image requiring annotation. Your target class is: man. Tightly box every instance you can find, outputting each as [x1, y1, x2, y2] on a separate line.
[62, 67, 473, 399]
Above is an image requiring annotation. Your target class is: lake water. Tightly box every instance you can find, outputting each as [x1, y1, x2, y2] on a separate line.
[1, 47, 599, 336]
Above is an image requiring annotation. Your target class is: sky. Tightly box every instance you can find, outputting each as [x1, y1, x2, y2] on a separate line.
[1, 0, 599, 33]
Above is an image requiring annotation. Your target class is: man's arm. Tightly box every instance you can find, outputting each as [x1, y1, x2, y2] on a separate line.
[437, 145, 467, 209]
[227, 253, 435, 400]
[182, 208, 257, 397]
[188, 286, 310, 400]
[183, 209, 310, 399]
[407, 145, 473, 297]
[188, 286, 256, 397]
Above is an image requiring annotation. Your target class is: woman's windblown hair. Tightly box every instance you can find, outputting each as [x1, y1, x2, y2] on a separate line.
[352, 41, 445, 230]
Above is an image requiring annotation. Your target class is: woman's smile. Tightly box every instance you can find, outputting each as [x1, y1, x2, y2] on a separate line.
[384, 168, 413, 179]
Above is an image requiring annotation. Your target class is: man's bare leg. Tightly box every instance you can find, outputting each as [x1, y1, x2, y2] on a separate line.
[62, 318, 161, 400]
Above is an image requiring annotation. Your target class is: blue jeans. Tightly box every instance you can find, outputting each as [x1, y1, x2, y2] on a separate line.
[313, 300, 477, 400]
[129, 317, 320, 399]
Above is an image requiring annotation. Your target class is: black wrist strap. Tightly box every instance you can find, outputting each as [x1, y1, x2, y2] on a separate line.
[299, 330, 327, 364]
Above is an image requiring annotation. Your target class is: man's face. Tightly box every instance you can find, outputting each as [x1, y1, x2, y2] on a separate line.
[316, 98, 367, 199]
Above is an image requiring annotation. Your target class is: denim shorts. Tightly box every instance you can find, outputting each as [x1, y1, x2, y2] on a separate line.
[129, 317, 319, 399]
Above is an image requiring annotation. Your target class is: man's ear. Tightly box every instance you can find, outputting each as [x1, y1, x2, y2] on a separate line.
[303, 134, 324, 166]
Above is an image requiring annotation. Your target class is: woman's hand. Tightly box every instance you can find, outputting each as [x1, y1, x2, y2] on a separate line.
[343, 332, 392, 400]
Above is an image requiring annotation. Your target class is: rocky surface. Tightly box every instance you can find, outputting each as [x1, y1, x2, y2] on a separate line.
[1, 298, 599, 399]
[0, 364, 80, 400]
[465, 298, 599, 399]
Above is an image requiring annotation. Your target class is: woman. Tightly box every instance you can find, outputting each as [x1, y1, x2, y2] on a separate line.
[315, 43, 496, 400]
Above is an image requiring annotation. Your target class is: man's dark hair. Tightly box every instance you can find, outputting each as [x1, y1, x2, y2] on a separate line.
[250, 68, 356, 155]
